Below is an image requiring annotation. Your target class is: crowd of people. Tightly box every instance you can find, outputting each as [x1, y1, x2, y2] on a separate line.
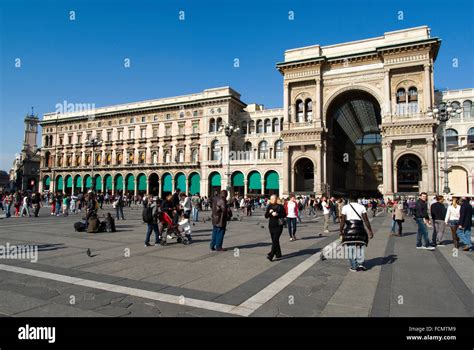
[0, 188, 472, 272]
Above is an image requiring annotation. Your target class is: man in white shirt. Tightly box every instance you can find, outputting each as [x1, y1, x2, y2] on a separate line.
[321, 196, 330, 233]
[340, 195, 375, 272]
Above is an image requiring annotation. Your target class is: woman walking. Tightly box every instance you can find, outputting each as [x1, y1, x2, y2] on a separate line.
[264, 195, 286, 262]
[393, 202, 405, 236]
[445, 197, 461, 248]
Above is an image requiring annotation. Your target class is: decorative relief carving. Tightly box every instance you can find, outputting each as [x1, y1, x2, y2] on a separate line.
[286, 70, 320, 79]
[323, 73, 384, 86]
[385, 53, 429, 65]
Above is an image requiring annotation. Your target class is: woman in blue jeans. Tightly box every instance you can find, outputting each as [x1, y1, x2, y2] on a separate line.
[284, 195, 299, 241]
[445, 197, 461, 248]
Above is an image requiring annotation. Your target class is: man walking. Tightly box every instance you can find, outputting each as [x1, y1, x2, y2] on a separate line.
[415, 192, 435, 250]
[191, 193, 201, 222]
[115, 191, 125, 220]
[143, 197, 161, 247]
[430, 195, 447, 247]
[458, 196, 473, 252]
[210, 190, 232, 251]
[321, 196, 330, 234]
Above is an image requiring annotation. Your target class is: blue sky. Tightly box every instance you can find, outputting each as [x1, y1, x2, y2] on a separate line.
[1, 0, 473, 171]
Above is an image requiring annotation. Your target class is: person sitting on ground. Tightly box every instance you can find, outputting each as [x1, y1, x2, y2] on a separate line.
[105, 213, 116, 232]
[87, 213, 100, 233]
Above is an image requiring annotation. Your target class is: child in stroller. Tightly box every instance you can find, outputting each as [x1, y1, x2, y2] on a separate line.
[158, 211, 191, 245]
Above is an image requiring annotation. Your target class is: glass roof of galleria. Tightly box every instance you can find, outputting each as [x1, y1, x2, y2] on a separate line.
[335, 99, 380, 143]
[334, 98, 382, 166]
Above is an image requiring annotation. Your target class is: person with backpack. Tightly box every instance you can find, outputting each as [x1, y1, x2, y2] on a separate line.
[143, 197, 161, 247]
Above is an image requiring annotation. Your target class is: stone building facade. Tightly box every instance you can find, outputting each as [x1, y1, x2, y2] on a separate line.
[436, 88, 474, 194]
[38, 26, 471, 198]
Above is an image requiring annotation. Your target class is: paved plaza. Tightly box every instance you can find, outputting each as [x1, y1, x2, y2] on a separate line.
[0, 206, 472, 317]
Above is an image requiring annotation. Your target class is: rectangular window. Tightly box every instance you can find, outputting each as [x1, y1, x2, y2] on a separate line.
[152, 128, 158, 137]
[178, 124, 185, 135]
[165, 125, 171, 136]
[67, 135, 72, 144]
[141, 128, 146, 139]
[192, 123, 199, 134]
[59, 138, 63, 145]
[129, 129, 135, 139]
[141, 116, 146, 123]
[118, 130, 123, 140]
[107, 131, 112, 141]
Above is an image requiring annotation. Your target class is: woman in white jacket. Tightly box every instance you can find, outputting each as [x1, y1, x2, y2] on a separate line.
[445, 197, 461, 248]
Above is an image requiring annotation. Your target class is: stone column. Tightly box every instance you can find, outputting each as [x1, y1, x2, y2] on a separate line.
[469, 175, 473, 194]
[315, 142, 322, 195]
[426, 137, 435, 194]
[384, 68, 391, 116]
[326, 141, 334, 195]
[283, 82, 289, 125]
[134, 178, 138, 196]
[424, 64, 432, 111]
[282, 146, 290, 195]
[382, 140, 393, 195]
[146, 177, 150, 195]
[315, 78, 322, 124]
[112, 178, 115, 196]
[261, 178, 265, 195]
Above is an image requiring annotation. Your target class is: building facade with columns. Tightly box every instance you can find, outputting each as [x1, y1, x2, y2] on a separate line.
[436, 88, 474, 194]
[38, 26, 470, 198]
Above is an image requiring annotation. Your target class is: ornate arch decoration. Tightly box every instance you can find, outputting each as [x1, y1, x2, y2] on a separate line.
[323, 84, 384, 127]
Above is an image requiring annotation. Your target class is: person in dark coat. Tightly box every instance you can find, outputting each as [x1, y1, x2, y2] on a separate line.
[210, 190, 232, 251]
[264, 195, 286, 261]
[458, 197, 473, 251]
[87, 213, 100, 233]
[105, 213, 116, 232]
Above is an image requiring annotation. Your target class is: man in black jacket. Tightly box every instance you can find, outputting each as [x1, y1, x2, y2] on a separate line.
[210, 190, 232, 251]
[458, 197, 473, 251]
[430, 195, 447, 246]
[415, 192, 435, 250]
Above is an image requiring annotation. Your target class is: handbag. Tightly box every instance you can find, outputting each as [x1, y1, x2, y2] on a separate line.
[278, 218, 287, 226]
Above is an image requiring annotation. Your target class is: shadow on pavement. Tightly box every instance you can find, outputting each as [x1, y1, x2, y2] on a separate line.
[278, 247, 322, 260]
[36, 243, 66, 251]
[364, 254, 398, 270]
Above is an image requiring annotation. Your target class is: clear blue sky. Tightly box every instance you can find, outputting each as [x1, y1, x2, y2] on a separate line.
[1, 0, 473, 171]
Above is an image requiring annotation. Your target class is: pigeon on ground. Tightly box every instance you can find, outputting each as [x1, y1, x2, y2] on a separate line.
[86, 248, 92, 257]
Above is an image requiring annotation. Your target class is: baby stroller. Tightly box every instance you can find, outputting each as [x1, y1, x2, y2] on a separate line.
[158, 212, 190, 245]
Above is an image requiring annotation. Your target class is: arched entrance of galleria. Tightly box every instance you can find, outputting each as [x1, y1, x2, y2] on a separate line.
[326, 89, 383, 196]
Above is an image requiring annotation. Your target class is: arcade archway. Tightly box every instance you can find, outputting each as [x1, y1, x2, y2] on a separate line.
[326, 89, 383, 196]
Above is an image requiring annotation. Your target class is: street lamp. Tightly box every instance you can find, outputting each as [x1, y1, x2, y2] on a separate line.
[427, 101, 462, 194]
[86, 137, 102, 192]
[219, 123, 240, 193]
